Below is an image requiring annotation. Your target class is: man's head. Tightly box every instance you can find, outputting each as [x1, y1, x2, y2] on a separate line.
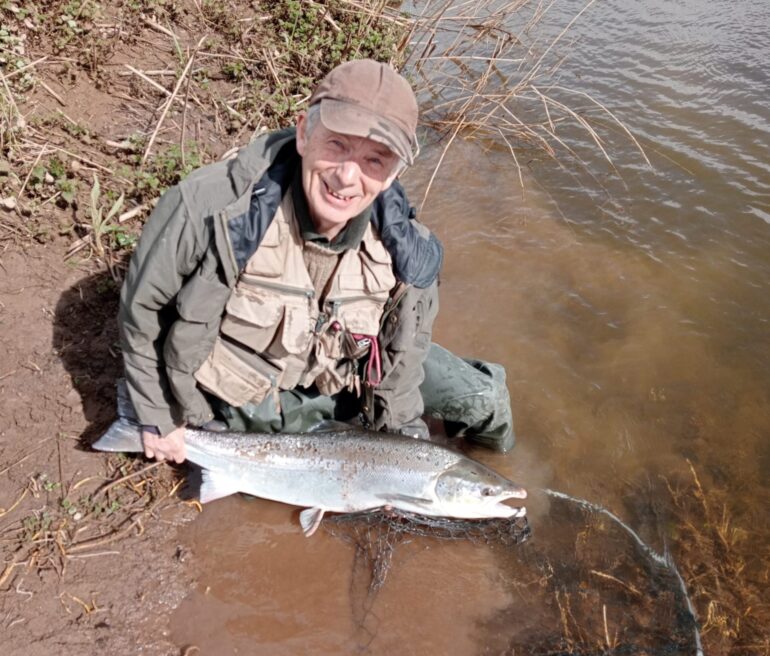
[296, 59, 419, 239]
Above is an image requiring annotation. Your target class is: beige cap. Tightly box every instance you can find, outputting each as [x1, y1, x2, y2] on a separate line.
[309, 59, 419, 166]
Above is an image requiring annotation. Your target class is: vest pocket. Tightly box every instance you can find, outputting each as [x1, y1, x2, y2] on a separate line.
[315, 360, 355, 397]
[280, 303, 314, 355]
[221, 287, 284, 353]
[337, 299, 383, 335]
[194, 336, 281, 407]
[360, 238, 397, 294]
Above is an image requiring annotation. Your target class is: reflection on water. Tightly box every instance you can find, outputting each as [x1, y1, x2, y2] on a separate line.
[171, 0, 769, 652]
[172, 496, 516, 655]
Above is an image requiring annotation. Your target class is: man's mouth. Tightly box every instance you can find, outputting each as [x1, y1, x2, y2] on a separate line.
[322, 180, 354, 204]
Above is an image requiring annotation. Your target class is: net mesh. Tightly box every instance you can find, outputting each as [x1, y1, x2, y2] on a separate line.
[323, 509, 531, 594]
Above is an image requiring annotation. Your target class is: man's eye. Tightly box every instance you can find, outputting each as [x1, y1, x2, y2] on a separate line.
[367, 157, 383, 168]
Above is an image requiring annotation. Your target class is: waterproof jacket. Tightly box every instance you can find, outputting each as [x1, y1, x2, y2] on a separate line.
[119, 128, 443, 436]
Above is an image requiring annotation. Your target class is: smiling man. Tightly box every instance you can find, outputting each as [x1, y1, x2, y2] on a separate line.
[119, 59, 515, 463]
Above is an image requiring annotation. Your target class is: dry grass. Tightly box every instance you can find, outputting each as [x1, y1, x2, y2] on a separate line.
[509, 466, 770, 655]
[0, 452, 189, 593]
[666, 462, 770, 655]
[0, 0, 649, 274]
[405, 0, 651, 207]
[0, 0, 410, 276]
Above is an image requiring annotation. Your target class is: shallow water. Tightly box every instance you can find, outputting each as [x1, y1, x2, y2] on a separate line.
[171, 1, 769, 653]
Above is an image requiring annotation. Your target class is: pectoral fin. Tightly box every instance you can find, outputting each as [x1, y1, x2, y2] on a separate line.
[307, 420, 355, 433]
[378, 493, 433, 510]
[199, 469, 240, 504]
[299, 507, 326, 537]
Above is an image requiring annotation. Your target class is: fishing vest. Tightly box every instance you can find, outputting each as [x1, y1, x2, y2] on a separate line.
[194, 193, 396, 408]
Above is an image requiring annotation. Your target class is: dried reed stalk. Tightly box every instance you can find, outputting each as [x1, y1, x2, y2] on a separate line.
[404, 0, 650, 206]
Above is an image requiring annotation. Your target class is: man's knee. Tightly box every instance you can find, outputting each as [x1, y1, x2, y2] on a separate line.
[422, 347, 516, 452]
[459, 364, 514, 452]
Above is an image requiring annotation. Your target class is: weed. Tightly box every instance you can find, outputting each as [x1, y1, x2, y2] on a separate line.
[18, 155, 79, 207]
[0, 22, 34, 92]
[129, 142, 202, 201]
[95, 276, 117, 295]
[222, 60, 246, 82]
[88, 173, 125, 256]
[21, 510, 53, 541]
[34, 472, 61, 493]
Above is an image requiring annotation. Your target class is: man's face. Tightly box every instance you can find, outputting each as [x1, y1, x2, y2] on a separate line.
[296, 112, 401, 239]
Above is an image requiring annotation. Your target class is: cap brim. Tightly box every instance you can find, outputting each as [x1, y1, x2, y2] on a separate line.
[319, 100, 417, 166]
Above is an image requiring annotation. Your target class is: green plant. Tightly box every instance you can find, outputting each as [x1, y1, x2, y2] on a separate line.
[21, 511, 53, 541]
[0, 23, 34, 91]
[222, 60, 246, 82]
[132, 142, 202, 200]
[88, 173, 125, 256]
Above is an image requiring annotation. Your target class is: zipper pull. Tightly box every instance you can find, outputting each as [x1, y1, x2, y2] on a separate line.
[314, 313, 328, 334]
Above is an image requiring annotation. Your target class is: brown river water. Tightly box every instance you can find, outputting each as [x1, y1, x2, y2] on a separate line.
[170, 1, 769, 653]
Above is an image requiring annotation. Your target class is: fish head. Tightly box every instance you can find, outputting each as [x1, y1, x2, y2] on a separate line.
[433, 460, 527, 519]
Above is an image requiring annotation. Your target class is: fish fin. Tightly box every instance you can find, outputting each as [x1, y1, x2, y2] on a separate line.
[378, 493, 433, 509]
[299, 507, 325, 537]
[91, 418, 143, 453]
[116, 378, 140, 422]
[307, 420, 355, 433]
[199, 469, 240, 504]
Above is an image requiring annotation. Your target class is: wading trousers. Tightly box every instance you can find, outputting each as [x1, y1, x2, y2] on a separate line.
[211, 343, 515, 453]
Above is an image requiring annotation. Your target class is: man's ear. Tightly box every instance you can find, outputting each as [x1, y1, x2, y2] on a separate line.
[295, 112, 307, 156]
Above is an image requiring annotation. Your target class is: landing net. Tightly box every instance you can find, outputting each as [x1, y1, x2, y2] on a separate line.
[323, 509, 531, 594]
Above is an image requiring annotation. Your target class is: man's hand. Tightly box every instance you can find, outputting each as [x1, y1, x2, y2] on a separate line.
[142, 425, 187, 463]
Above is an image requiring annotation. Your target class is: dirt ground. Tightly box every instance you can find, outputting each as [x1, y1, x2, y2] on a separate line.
[0, 236, 200, 655]
[2, 3, 769, 654]
[0, 3, 411, 652]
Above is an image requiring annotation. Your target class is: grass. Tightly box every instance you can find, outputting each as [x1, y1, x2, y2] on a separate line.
[1, 0, 652, 270]
[0, 0, 413, 278]
[0, 453, 186, 590]
[3, 3, 761, 652]
[1, 0, 648, 272]
[665, 463, 770, 655]
[403, 0, 651, 208]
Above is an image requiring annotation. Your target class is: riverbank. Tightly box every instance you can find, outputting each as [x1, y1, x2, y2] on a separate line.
[1, 2, 408, 653]
[1, 1, 767, 654]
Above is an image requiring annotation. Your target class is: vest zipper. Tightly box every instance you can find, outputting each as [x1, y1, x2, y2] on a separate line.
[325, 294, 383, 315]
[240, 274, 315, 302]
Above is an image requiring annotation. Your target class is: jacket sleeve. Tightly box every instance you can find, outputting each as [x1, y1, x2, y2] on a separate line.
[368, 277, 439, 438]
[118, 185, 210, 436]
[371, 180, 443, 289]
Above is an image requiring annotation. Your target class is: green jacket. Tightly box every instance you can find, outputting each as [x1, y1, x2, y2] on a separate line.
[119, 128, 442, 436]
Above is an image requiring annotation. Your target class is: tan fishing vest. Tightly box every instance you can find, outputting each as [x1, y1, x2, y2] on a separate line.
[194, 193, 396, 408]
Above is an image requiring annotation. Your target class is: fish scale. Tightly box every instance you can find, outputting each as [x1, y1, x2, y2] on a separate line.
[93, 411, 526, 536]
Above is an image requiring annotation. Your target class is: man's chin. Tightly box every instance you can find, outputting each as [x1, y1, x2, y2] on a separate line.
[310, 212, 355, 238]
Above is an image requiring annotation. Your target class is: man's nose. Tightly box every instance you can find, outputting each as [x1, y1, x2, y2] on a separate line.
[334, 159, 361, 186]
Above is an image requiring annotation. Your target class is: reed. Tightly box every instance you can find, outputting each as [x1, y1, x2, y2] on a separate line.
[402, 0, 651, 206]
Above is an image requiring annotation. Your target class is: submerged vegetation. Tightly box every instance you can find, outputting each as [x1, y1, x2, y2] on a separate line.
[1, 1, 765, 653]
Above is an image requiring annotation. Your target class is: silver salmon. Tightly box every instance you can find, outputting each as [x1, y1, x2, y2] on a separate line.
[93, 392, 527, 536]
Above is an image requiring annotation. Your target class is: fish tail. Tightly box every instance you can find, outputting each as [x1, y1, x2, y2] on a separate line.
[92, 417, 144, 453]
[116, 378, 139, 422]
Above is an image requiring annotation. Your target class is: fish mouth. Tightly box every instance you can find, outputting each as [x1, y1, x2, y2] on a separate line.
[495, 486, 528, 514]
[504, 485, 527, 500]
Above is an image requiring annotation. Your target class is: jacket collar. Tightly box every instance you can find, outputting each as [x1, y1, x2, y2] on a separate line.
[228, 127, 297, 198]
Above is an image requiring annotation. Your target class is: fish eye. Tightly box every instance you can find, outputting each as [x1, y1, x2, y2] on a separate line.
[482, 487, 496, 497]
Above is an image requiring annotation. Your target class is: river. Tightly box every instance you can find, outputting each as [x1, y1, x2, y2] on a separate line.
[170, 1, 770, 653]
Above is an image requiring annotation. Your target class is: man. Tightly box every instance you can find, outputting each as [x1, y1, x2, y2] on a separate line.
[119, 59, 514, 463]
